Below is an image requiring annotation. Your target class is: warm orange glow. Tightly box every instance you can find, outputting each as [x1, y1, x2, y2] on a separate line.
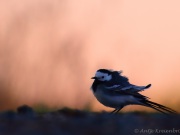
[0, 0, 180, 112]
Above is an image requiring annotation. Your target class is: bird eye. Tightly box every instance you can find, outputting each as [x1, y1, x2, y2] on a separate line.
[102, 76, 104, 78]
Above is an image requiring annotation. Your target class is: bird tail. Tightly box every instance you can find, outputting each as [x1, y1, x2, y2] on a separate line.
[143, 100, 177, 114]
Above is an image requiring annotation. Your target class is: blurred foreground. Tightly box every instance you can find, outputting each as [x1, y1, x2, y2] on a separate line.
[0, 105, 180, 135]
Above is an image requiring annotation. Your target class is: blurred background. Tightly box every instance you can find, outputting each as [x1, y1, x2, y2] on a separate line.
[0, 0, 180, 112]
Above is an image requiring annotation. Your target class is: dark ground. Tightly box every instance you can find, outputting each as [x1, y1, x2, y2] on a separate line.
[0, 105, 180, 135]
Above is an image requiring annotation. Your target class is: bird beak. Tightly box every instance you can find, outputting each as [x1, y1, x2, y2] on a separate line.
[91, 77, 97, 79]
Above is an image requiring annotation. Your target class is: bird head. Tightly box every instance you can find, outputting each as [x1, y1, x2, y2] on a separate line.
[91, 69, 113, 81]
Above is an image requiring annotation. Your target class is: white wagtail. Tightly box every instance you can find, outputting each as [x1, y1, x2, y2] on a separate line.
[91, 69, 176, 114]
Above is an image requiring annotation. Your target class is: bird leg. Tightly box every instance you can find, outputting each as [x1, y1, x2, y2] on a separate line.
[115, 108, 121, 113]
[111, 106, 124, 114]
[110, 109, 118, 114]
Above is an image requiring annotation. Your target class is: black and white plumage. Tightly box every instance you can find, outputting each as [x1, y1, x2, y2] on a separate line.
[91, 69, 176, 114]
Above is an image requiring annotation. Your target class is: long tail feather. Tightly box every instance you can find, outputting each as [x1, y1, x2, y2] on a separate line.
[143, 100, 177, 114]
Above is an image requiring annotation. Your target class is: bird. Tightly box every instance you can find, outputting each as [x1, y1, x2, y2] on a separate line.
[91, 69, 177, 114]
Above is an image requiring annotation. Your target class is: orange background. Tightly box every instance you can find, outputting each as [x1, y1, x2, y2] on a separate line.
[0, 0, 180, 112]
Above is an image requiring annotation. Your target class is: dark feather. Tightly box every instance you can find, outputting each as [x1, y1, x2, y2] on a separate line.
[111, 71, 130, 87]
[105, 88, 149, 100]
[143, 100, 177, 114]
[106, 88, 176, 114]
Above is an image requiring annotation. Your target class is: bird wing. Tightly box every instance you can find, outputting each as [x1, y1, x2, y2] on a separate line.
[105, 84, 121, 89]
[104, 84, 151, 92]
[98, 84, 176, 114]
[103, 85, 149, 100]
[114, 89, 149, 100]
[121, 84, 152, 92]
[112, 88, 176, 114]
[112, 71, 151, 92]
